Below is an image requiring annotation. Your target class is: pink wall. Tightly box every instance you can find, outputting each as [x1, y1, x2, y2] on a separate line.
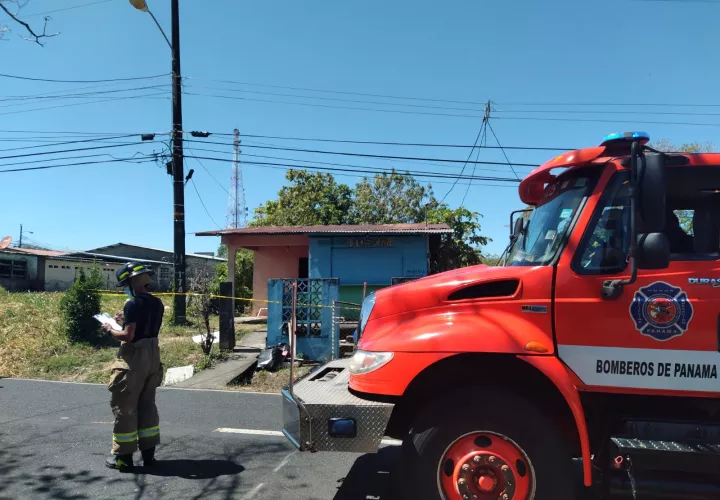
[222, 234, 309, 317]
[251, 246, 308, 316]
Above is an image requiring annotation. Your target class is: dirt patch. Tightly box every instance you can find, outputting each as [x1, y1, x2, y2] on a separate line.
[228, 365, 313, 393]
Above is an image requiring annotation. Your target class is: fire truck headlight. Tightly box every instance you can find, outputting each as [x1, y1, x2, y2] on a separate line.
[348, 350, 394, 375]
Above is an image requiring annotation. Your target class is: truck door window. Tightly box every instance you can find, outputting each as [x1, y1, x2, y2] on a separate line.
[506, 173, 593, 266]
[575, 166, 720, 273]
[575, 173, 631, 274]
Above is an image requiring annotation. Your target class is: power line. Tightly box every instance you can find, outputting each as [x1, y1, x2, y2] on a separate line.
[495, 108, 720, 117]
[185, 146, 236, 202]
[190, 179, 222, 230]
[22, 0, 112, 18]
[487, 121, 521, 180]
[0, 80, 155, 102]
[199, 131, 573, 151]
[183, 139, 539, 167]
[462, 124, 487, 207]
[183, 84, 485, 113]
[182, 91, 482, 120]
[0, 72, 169, 84]
[0, 129, 168, 136]
[498, 101, 720, 107]
[0, 92, 169, 117]
[495, 116, 720, 128]
[0, 150, 156, 169]
[184, 76, 486, 106]
[0, 134, 148, 152]
[0, 141, 159, 161]
[0, 156, 156, 174]
[186, 144, 529, 175]
[0, 84, 170, 107]
[440, 117, 487, 205]
[186, 154, 522, 183]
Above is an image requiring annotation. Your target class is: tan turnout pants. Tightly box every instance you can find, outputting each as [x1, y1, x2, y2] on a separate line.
[108, 337, 163, 455]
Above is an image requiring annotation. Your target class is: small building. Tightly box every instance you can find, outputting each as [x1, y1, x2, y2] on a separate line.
[0, 247, 60, 291]
[0, 247, 174, 292]
[85, 242, 225, 290]
[1, 242, 224, 292]
[197, 223, 453, 319]
[43, 252, 172, 292]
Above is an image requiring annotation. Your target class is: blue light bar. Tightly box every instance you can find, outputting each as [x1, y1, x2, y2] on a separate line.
[601, 131, 650, 147]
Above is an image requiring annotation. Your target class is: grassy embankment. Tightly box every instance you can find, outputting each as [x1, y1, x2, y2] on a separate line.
[0, 291, 260, 384]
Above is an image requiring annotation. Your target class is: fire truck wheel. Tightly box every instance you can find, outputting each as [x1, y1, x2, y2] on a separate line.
[398, 389, 577, 500]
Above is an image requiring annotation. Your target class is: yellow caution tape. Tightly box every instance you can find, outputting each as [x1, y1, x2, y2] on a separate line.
[100, 291, 361, 311]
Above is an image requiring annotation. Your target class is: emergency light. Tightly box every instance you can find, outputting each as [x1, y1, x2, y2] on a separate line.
[601, 131, 650, 147]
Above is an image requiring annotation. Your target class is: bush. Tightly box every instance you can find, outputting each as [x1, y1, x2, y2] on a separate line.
[59, 266, 104, 344]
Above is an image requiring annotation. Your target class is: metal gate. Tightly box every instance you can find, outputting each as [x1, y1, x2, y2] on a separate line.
[267, 278, 339, 362]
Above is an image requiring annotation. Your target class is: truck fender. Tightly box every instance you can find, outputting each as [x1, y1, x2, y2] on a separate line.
[518, 354, 592, 487]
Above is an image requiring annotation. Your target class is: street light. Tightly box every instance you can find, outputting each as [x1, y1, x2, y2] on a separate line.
[130, 0, 188, 325]
[129, 0, 171, 49]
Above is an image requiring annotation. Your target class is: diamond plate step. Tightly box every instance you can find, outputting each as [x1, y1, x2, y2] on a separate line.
[282, 358, 394, 453]
[610, 437, 720, 475]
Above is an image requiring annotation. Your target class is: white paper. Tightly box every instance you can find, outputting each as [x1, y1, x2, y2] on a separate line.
[192, 330, 220, 345]
[93, 313, 122, 331]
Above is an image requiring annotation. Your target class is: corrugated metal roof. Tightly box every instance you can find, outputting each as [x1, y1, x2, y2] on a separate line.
[196, 223, 453, 237]
[0, 247, 66, 257]
[86, 242, 225, 261]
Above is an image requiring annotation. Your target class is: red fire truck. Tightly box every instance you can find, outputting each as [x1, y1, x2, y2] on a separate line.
[281, 131, 720, 500]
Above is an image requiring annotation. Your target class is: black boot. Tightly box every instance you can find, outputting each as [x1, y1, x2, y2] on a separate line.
[105, 454, 134, 471]
[141, 447, 156, 466]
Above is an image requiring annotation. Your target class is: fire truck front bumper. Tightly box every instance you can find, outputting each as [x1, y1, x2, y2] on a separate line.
[281, 358, 395, 453]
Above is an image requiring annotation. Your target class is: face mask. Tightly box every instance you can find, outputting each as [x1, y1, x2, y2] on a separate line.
[124, 287, 134, 298]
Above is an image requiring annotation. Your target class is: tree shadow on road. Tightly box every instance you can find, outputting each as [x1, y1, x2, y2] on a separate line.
[1, 429, 289, 500]
[0, 435, 115, 500]
[334, 446, 401, 500]
[133, 459, 244, 479]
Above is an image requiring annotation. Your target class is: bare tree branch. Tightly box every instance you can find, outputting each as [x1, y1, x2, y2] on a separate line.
[0, 1, 59, 46]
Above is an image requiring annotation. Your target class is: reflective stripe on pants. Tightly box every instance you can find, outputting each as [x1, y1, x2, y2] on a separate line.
[108, 337, 163, 455]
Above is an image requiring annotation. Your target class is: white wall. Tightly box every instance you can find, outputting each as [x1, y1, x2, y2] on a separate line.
[44, 259, 122, 291]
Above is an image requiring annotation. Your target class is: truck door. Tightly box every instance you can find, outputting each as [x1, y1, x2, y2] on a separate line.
[554, 167, 720, 394]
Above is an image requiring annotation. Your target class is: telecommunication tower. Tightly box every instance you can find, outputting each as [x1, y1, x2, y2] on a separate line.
[226, 128, 247, 228]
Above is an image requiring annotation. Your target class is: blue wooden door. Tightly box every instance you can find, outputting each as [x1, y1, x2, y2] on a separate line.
[267, 278, 340, 362]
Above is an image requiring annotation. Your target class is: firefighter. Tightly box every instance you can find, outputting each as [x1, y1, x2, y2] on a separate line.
[101, 262, 165, 471]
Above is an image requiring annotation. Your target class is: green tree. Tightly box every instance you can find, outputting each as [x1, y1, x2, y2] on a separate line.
[351, 171, 431, 224]
[251, 170, 354, 226]
[649, 139, 715, 234]
[252, 168, 489, 273]
[59, 266, 104, 344]
[427, 205, 489, 272]
[213, 246, 253, 314]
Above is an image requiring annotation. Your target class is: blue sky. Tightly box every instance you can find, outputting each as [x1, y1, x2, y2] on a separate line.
[1, 0, 718, 256]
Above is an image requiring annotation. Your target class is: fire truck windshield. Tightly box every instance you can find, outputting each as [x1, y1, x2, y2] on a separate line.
[506, 174, 594, 266]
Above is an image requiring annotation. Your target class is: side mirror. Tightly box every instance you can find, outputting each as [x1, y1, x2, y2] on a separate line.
[512, 217, 525, 239]
[602, 143, 668, 300]
[509, 209, 532, 240]
[636, 153, 666, 233]
[636, 233, 670, 270]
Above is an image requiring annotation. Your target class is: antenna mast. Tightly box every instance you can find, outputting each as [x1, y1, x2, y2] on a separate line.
[226, 128, 247, 228]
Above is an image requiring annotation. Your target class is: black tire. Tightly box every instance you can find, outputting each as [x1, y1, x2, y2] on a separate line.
[397, 389, 578, 500]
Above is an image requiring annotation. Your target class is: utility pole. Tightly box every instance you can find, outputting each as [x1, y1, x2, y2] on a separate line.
[129, 0, 186, 324]
[170, 0, 187, 324]
[18, 224, 32, 248]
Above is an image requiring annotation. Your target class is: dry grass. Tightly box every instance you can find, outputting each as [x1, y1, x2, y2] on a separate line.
[229, 365, 313, 393]
[0, 291, 254, 384]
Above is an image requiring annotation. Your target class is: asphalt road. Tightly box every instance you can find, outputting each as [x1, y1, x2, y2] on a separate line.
[0, 378, 399, 500]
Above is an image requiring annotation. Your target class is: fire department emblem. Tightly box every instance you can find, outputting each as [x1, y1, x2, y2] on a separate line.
[630, 281, 694, 341]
